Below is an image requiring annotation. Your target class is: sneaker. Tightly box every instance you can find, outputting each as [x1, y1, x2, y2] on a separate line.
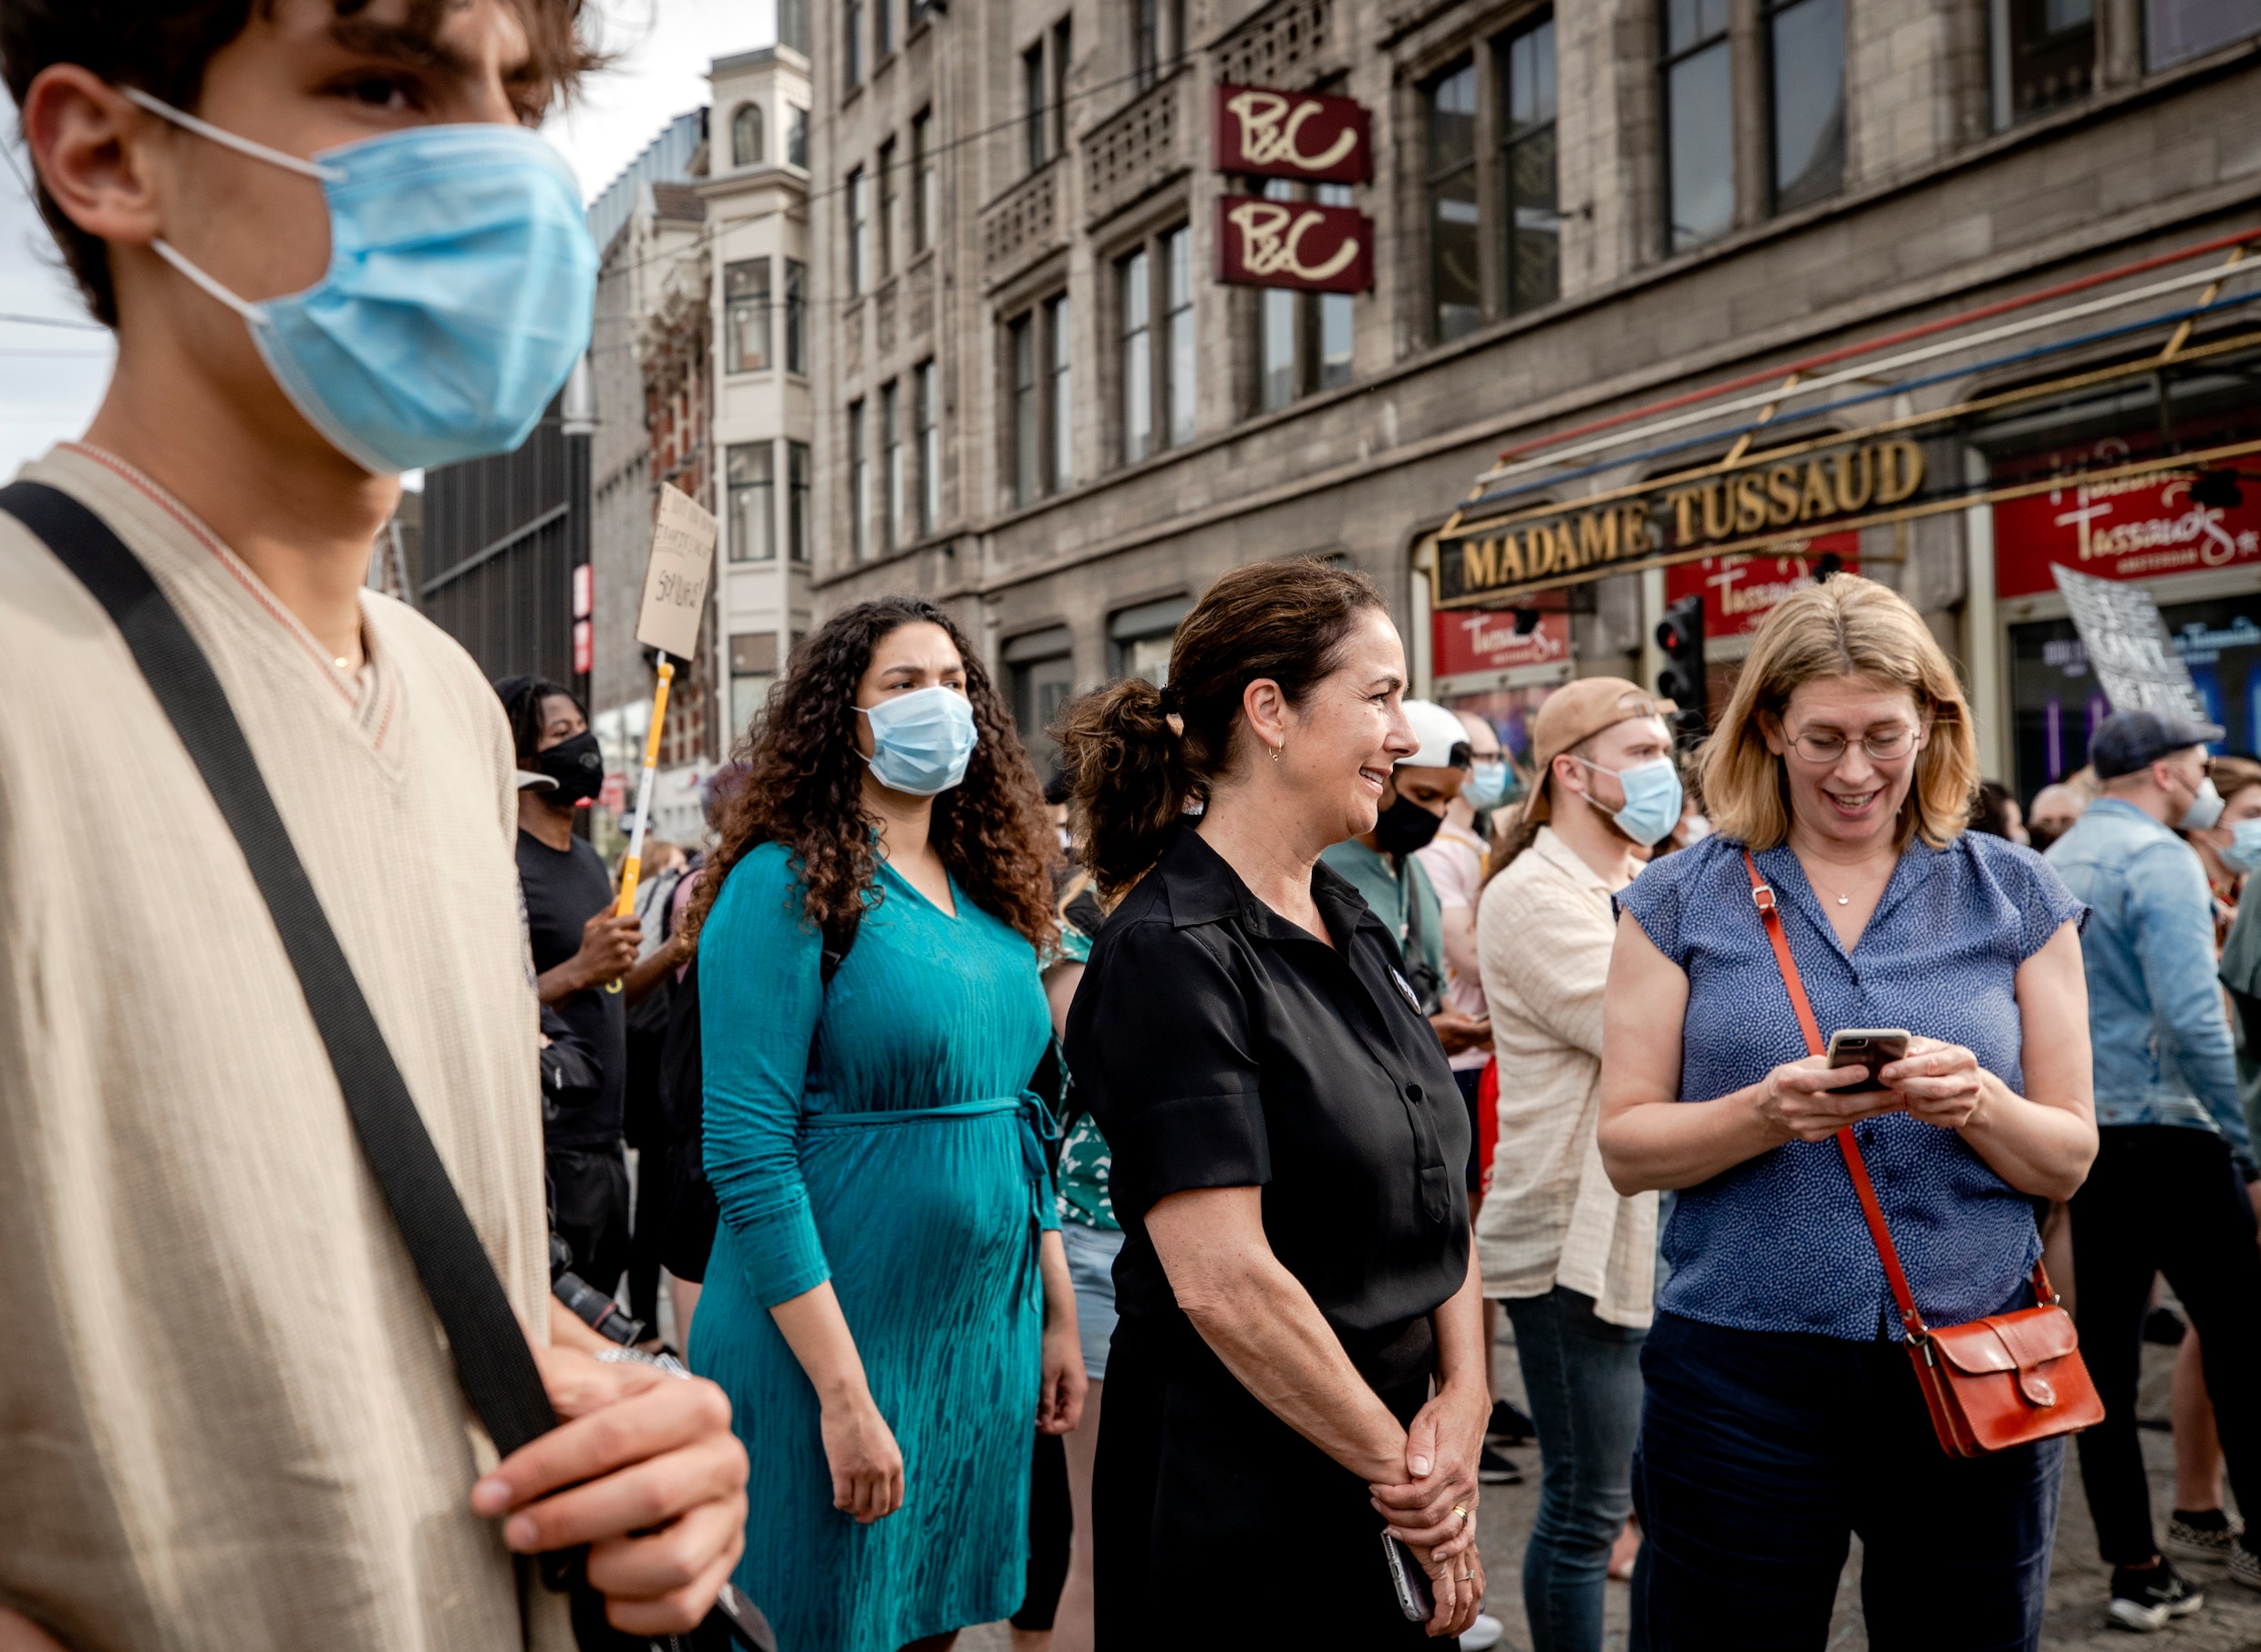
[1477, 1444, 1523, 1485]
[1488, 1399, 1534, 1444]
[2108, 1561, 2204, 1631]
[2164, 1508, 2244, 1564]
[1460, 1611, 1504, 1650]
[2231, 1538, 2261, 1594]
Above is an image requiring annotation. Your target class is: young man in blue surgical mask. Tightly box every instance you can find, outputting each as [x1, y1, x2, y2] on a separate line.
[1473, 678, 1674, 1652]
[0, 5, 747, 1647]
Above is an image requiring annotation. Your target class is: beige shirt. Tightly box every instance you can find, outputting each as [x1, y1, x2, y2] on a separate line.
[1473, 826, 1658, 1327]
[0, 447, 570, 1651]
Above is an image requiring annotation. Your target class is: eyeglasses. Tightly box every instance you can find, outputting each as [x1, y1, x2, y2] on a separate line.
[1786, 727, 1922, 765]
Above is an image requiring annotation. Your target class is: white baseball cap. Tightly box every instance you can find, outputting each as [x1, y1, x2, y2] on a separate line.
[1399, 699, 1471, 770]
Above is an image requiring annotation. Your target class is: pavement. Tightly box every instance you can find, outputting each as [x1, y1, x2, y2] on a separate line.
[961, 1319, 2260, 1651]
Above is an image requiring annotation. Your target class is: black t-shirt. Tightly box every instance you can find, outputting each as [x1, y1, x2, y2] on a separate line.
[1064, 824, 1470, 1381]
[518, 828, 625, 1148]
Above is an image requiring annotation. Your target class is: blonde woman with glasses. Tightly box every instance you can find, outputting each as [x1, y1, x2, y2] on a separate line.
[1595, 575, 2097, 1651]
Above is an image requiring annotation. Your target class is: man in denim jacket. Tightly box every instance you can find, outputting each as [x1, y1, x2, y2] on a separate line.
[2048, 709, 2261, 1627]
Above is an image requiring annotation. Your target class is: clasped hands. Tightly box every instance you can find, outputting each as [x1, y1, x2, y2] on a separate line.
[1755, 1035, 1990, 1143]
[1368, 1380, 1489, 1640]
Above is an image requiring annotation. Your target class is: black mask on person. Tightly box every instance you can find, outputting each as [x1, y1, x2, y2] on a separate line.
[534, 729, 604, 803]
[1373, 791, 1445, 856]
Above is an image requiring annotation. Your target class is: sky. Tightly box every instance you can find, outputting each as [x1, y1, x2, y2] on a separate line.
[0, 0, 773, 480]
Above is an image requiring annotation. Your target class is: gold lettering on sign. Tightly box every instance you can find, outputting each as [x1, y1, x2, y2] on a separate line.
[1799, 461, 1836, 521]
[1440, 439, 1933, 601]
[1224, 200, 1360, 284]
[1224, 90, 1359, 172]
[1875, 439, 1925, 504]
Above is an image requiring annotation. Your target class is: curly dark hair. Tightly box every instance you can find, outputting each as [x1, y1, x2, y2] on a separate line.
[681, 596, 1058, 953]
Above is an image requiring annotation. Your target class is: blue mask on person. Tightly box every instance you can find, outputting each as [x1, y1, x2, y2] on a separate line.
[857, 687, 980, 796]
[1574, 755, 1684, 847]
[2219, 817, 2261, 875]
[125, 90, 595, 476]
[1466, 759, 1512, 811]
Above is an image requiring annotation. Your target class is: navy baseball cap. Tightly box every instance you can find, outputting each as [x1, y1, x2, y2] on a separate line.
[2090, 708, 2225, 779]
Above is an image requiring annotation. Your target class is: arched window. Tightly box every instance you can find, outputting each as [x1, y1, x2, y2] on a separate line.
[731, 103, 764, 167]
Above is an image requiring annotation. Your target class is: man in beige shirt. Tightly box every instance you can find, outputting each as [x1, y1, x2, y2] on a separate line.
[0, 5, 746, 1647]
[1474, 679, 1673, 1652]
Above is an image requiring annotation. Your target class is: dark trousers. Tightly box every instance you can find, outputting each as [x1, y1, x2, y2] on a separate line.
[626, 1139, 672, 1328]
[1634, 1312, 2062, 1651]
[1010, 1430, 1072, 1631]
[2070, 1124, 2261, 1566]
[547, 1141, 631, 1298]
[1093, 1315, 1447, 1651]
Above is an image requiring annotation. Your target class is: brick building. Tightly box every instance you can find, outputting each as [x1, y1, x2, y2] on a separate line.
[807, 0, 2261, 797]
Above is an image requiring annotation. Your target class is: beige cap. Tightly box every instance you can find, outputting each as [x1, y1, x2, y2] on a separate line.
[1523, 677, 1674, 825]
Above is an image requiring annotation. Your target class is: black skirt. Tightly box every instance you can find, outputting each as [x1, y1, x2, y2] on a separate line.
[1092, 1313, 1451, 1651]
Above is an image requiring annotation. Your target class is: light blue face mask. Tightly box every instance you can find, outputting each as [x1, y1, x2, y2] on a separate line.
[2218, 816, 2261, 875]
[857, 686, 980, 796]
[125, 90, 595, 476]
[1466, 759, 1512, 811]
[1574, 754, 1684, 847]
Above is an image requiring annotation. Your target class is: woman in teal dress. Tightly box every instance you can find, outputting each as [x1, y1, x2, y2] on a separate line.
[683, 597, 1086, 1651]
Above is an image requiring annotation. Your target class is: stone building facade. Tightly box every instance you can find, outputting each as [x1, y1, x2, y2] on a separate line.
[808, 0, 2261, 794]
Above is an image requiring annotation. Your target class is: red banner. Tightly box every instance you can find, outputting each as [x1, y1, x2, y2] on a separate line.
[1212, 85, 1371, 183]
[1215, 196, 1372, 294]
[1665, 533, 1862, 639]
[1993, 469, 2261, 598]
[1433, 608, 1572, 679]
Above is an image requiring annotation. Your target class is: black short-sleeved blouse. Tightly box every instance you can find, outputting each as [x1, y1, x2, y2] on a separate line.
[1065, 823, 1471, 1368]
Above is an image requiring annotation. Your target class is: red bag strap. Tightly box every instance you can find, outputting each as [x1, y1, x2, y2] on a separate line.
[1740, 851, 1934, 1339]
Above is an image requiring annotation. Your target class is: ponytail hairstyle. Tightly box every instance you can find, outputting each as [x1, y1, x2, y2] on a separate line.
[681, 596, 1058, 951]
[1055, 560, 1389, 902]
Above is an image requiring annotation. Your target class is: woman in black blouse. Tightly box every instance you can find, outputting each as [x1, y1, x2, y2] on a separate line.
[1059, 562, 1487, 1646]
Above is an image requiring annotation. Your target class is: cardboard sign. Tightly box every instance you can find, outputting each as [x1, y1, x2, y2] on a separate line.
[1994, 469, 2261, 598]
[1432, 608, 1571, 678]
[1665, 533, 1861, 639]
[2050, 563, 2212, 724]
[1215, 196, 1373, 294]
[635, 483, 717, 660]
[1212, 85, 1372, 183]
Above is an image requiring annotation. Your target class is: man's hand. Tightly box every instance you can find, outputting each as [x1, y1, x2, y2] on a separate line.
[1429, 1010, 1492, 1057]
[471, 1341, 749, 1636]
[543, 911, 641, 999]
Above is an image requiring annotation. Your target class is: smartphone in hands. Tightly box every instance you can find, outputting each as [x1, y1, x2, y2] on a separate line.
[1825, 1028, 1910, 1094]
[1382, 1532, 1435, 1623]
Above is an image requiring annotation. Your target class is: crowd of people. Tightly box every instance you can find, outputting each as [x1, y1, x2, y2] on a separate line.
[5, 5, 2261, 1652]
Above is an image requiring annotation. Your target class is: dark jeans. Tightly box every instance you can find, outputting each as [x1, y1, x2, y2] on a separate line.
[2070, 1124, 2261, 1566]
[1502, 1287, 1646, 1652]
[1634, 1312, 2062, 1651]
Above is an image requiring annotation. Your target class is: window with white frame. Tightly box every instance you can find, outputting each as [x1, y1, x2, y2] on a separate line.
[877, 137, 897, 280]
[731, 104, 763, 167]
[785, 259, 807, 373]
[726, 442, 774, 562]
[912, 109, 935, 253]
[723, 258, 770, 373]
[849, 399, 868, 561]
[883, 379, 904, 550]
[848, 167, 868, 294]
[788, 440, 811, 562]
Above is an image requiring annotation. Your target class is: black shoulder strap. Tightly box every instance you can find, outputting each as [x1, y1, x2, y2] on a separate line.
[0, 481, 558, 1454]
[820, 902, 862, 984]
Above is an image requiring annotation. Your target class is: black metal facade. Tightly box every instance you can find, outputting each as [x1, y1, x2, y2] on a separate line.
[418, 393, 592, 692]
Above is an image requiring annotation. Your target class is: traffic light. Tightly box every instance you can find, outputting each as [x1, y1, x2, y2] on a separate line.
[1657, 594, 1707, 738]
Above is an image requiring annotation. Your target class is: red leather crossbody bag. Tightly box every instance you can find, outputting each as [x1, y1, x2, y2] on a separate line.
[1742, 852, 2104, 1458]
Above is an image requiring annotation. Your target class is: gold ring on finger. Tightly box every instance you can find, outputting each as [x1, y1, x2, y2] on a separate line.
[1452, 1504, 1470, 1526]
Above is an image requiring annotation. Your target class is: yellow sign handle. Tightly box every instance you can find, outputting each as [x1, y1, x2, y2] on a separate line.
[605, 658, 674, 990]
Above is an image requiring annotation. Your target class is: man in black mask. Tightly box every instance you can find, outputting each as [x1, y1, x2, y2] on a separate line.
[1320, 697, 1493, 1061]
[499, 676, 656, 1297]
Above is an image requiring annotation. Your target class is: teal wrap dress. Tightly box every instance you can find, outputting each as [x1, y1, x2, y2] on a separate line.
[688, 842, 1056, 1651]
